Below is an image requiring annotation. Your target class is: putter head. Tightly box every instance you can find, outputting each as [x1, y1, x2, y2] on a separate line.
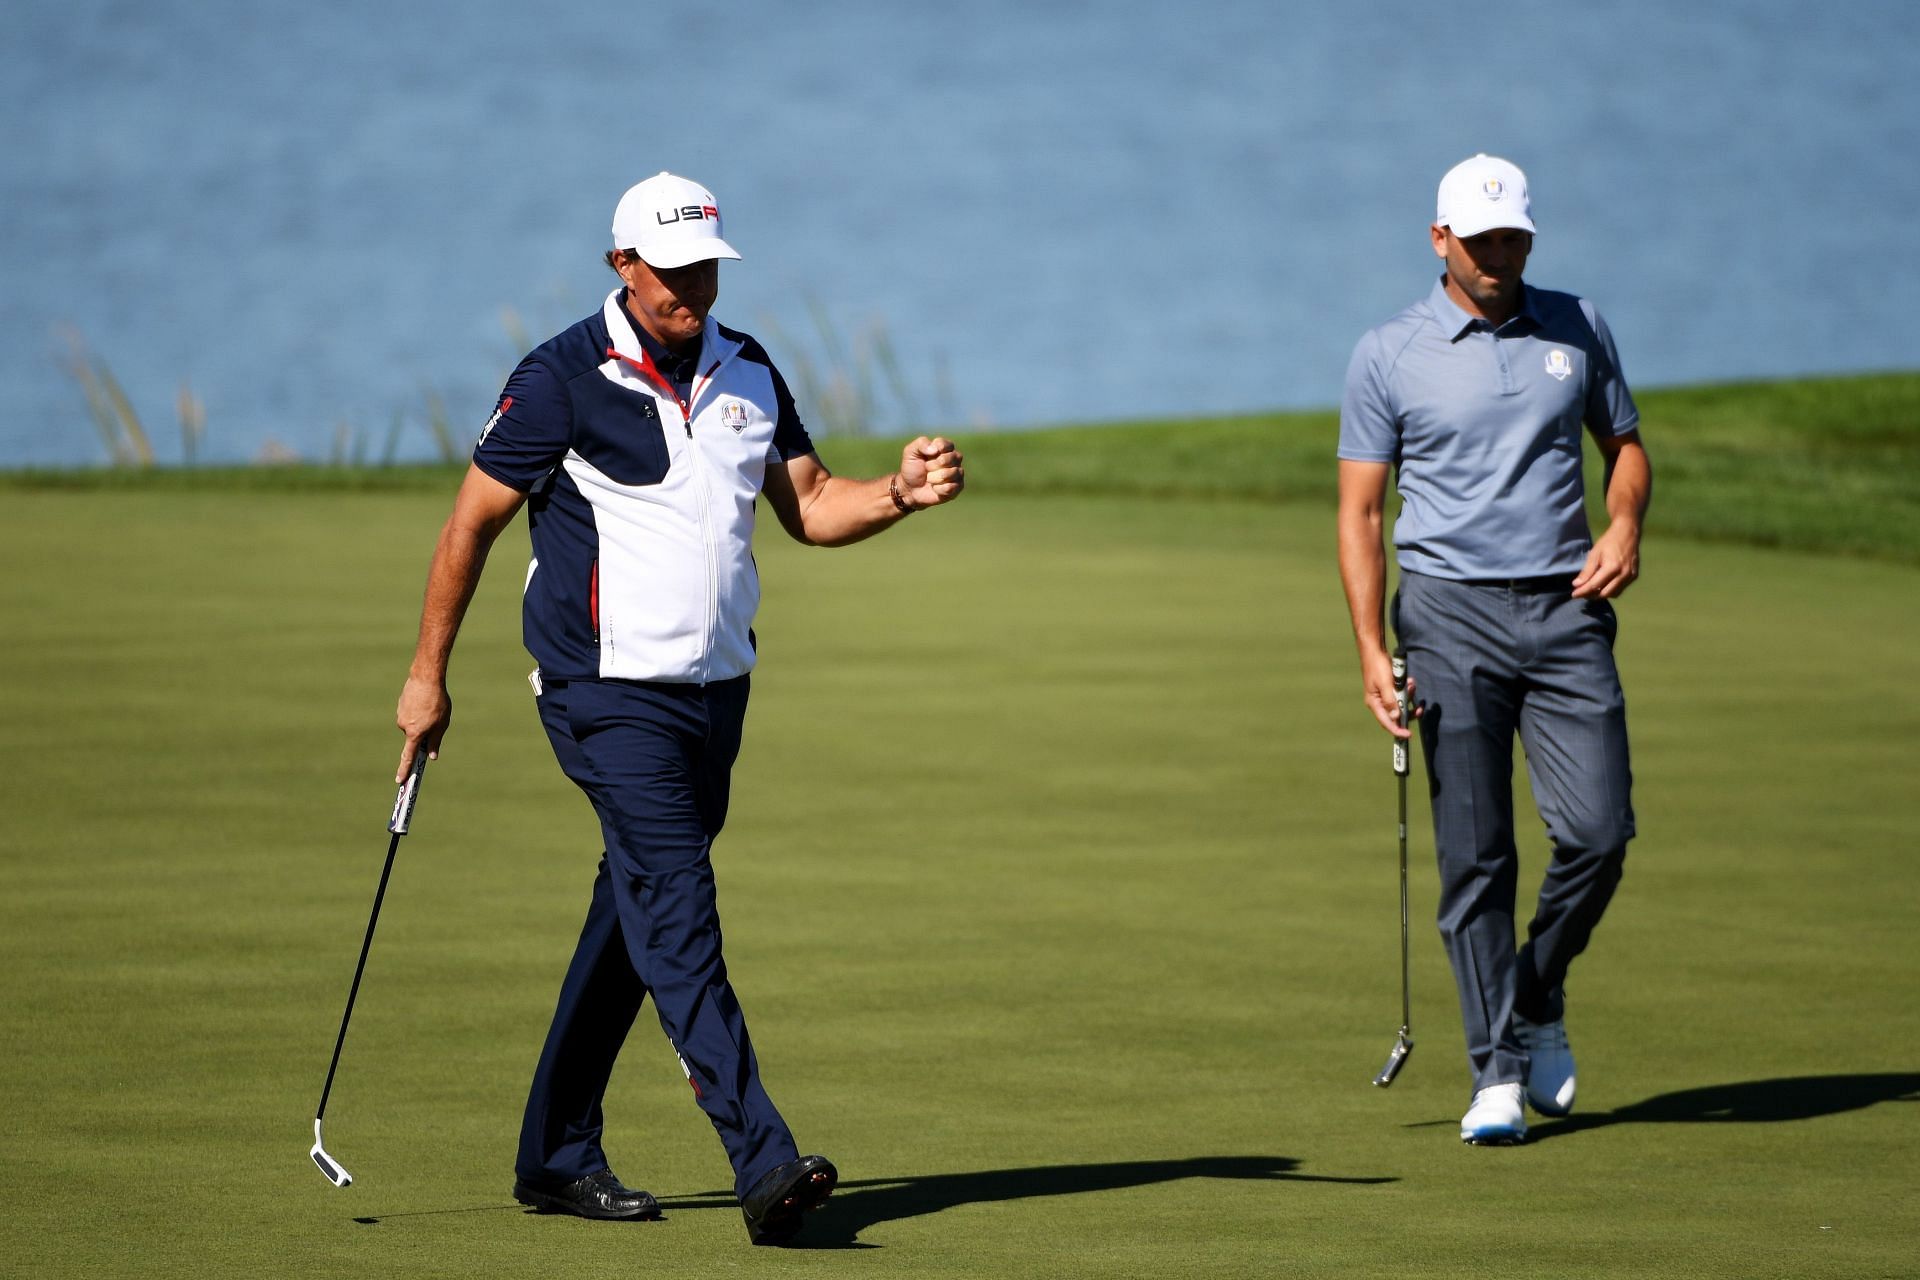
[311, 1118, 353, 1187]
[1372, 1032, 1414, 1087]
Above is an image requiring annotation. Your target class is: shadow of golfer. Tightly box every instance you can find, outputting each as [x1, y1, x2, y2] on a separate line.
[662, 1155, 1393, 1248]
[1526, 1072, 1920, 1143]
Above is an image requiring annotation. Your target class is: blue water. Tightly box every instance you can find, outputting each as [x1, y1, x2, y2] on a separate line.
[4, 0, 1916, 468]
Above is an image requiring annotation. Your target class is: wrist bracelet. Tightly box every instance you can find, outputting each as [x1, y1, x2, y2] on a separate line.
[888, 474, 915, 514]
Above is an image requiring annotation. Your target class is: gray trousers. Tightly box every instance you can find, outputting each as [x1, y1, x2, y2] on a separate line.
[1393, 572, 1635, 1090]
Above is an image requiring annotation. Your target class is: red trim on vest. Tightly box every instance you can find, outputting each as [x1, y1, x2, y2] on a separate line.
[606, 346, 691, 423]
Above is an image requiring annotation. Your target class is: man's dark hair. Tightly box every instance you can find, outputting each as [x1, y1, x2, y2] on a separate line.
[605, 248, 639, 274]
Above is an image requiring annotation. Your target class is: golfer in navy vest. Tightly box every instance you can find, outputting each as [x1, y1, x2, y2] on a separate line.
[394, 172, 964, 1241]
[1336, 155, 1652, 1145]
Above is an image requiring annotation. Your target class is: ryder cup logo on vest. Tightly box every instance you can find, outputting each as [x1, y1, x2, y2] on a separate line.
[1545, 350, 1572, 381]
[722, 400, 749, 432]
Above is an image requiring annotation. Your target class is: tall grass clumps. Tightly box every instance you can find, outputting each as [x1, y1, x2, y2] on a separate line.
[59, 328, 156, 468]
[758, 299, 948, 438]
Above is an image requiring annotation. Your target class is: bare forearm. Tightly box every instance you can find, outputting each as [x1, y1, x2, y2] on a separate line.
[1603, 437, 1652, 533]
[1574, 435, 1650, 598]
[409, 468, 523, 679]
[393, 514, 496, 780]
[1338, 505, 1389, 659]
[394, 465, 525, 778]
[409, 518, 496, 680]
[768, 437, 963, 546]
[792, 473, 915, 547]
[1336, 462, 1412, 737]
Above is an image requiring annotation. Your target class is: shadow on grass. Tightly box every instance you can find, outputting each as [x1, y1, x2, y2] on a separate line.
[349, 1156, 1392, 1240]
[353, 1204, 523, 1225]
[661, 1155, 1393, 1249]
[1526, 1073, 1920, 1143]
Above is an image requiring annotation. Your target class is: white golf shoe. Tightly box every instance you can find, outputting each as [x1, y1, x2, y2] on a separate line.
[1460, 1082, 1527, 1145]
[1514, 1015, 1576, 1116]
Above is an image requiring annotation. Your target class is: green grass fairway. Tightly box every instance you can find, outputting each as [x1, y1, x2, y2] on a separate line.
[2, 485, 1916, 1278]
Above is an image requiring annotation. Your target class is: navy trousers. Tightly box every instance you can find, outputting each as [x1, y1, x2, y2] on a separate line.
[515, 675, 798, 1199]
[1394, 572, 1635, 1090]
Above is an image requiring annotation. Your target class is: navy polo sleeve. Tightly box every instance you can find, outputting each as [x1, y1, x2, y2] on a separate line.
[1580, 303, 1641, 439]
[472, 356, 573, 491]
[766, 361, 815, 462]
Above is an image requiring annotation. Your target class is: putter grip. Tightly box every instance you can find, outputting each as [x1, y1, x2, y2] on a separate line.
[388, 753, 427, 835]
[1391, 656, 1409, 777]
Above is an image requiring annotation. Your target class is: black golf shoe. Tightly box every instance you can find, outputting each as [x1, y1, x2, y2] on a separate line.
[513, 1168, 663, 1220]
[740, 1153, 837, 1245]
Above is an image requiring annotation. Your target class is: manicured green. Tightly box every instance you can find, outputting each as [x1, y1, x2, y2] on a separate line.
[11, 371, 1920, 563]
[1, 470, 1915, 1277]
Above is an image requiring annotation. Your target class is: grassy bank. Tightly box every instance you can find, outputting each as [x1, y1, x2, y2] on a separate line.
[7, 371, 1916, 562]
[831, 371, 1919, 563]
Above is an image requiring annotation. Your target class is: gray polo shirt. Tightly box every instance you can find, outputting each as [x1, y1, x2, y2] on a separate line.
[1339, 278, 1639, 580]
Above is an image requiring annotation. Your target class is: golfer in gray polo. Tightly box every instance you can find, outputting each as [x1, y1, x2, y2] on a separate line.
[1336, 154, 1653, 1145]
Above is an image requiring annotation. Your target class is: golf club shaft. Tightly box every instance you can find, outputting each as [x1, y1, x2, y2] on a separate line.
[1397, 767, 1410, 1032]
[1393, 654, 1411, 1035]
[1373, 655, 1416, 1087]
[314, 754, 426, 1124]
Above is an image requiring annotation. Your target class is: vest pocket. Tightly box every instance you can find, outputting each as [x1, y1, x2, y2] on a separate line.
[572, 376, 671, 486]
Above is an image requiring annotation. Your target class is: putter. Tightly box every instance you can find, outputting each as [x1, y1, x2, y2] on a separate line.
[310, 752, 428, 1187]
[1373, 653, 1415, 1087]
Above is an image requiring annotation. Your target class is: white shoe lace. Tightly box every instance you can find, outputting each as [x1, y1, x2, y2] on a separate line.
[1471, 1083, 1524, 1108]
[1463, 1083, 1526, 1133]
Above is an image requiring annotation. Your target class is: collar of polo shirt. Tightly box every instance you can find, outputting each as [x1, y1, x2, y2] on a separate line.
[1429, 276, 1544, 340]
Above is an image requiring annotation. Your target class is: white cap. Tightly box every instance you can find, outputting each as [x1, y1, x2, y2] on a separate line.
[1435, 154, 1535, 238]
[611, 172, 742, 269]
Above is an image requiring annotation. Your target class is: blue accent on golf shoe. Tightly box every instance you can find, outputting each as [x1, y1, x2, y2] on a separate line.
[1460, 1082, 1529, 1145]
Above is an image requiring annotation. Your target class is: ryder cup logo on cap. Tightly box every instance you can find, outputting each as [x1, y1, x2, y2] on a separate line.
[612, 171, 742, 269]
[1436, 154, 1536, 238]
